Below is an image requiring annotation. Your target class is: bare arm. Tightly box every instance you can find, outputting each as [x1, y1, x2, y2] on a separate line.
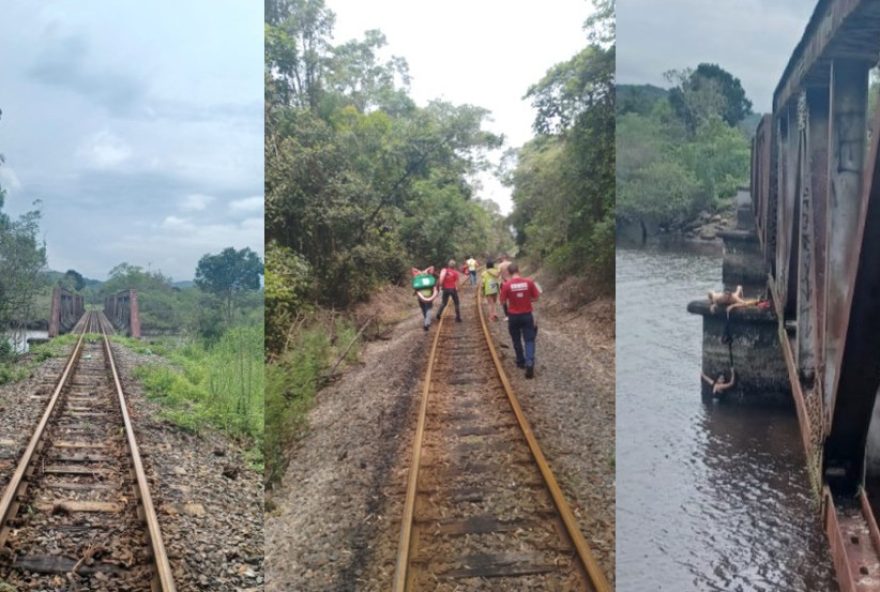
[714, 369, 736, 393]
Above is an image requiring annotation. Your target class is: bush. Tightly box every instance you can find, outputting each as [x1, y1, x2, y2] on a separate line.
[132, 324, 265, 466]
[264, 317, 360, 485]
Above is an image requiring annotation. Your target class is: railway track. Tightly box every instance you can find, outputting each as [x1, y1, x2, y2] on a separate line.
[393, 289, 609, 591]
[0, 310, 175, 591]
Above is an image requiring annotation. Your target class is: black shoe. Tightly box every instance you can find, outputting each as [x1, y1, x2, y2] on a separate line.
[525, 365, 534, 379]
[424, 324, 429, 331]
[455, 317, 462, 323]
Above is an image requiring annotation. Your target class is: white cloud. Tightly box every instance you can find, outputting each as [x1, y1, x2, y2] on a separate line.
[229, 195, 263, 214]
[161, 215, 192, 230]
[77, 130, 132, 168]
[180, 193, 215, 211]
[0, 166, 23, 193]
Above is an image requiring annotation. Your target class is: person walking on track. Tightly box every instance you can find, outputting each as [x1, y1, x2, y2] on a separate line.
[481, 259, 501, 321]
[499, 263, 540, 378]
[436, 259, 463, 322]
[466, 255, 478, 286]
[497, 255, 513, 320]
[411, 266, 439, 331]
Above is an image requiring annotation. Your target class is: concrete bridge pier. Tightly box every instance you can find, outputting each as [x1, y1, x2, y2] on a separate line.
[687, 189, 789, 403]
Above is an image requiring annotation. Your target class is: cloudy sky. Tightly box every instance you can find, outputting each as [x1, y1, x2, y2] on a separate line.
[326, 0, 592, 214]
[0, 2, 263, 281]
[617, 0, 816, 113]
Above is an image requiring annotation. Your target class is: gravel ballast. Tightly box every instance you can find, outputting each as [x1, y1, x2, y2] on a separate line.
[0, 339, 264, 591]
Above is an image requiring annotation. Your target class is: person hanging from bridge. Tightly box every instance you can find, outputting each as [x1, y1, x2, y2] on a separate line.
[466, 255, 478, 287]
[499, 263, 540, 378]
[481, 259, 501, 321]
[411, 266, 439, 332]
[436, 259, 464, 323]
[701, 367, 736, 396]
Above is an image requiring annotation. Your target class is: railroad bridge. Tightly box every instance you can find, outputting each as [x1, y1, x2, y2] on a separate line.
[709, 0, 880, 588]
[48, 287, 141, 338]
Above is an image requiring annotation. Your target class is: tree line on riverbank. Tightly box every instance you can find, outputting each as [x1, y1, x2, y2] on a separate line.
[616, 64, 753, 238]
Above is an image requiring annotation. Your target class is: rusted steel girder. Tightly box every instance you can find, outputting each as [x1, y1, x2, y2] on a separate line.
[48, 287, 85, 337]
[773, 0, 880, 114]
[102, 289, 141, 338]
[823, 60, 870, 428]
[825, 96, 880, 495]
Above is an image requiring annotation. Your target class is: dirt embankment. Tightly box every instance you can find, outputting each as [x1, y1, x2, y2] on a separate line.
[265, 274, 616, 590]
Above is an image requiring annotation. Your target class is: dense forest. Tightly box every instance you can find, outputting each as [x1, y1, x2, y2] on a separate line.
[616, 64, 753, 235]
[264, 0, 616, 481]
[506, 0, 615, 289]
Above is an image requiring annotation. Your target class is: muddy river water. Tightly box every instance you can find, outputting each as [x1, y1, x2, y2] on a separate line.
[616, 247, 836, 591]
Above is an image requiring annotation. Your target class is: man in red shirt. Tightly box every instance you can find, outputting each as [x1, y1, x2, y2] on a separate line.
[436, 259, 463, 322]
[499, 263, 540, 378]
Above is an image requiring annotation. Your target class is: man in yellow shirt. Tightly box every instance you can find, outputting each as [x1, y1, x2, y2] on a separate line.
[466, 256, 478, 286]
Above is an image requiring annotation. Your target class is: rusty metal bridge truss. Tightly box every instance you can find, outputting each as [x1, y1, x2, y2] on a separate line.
[751, 0, 880, 587]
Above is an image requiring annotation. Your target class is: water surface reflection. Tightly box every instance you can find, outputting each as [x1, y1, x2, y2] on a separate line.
[616, 247, 835, 591]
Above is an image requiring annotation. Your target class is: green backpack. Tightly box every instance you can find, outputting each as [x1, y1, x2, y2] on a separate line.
[412, 273, 436, 290]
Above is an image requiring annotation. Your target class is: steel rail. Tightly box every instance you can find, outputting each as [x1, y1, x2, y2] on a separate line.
[0, 312, 89, 547]
[99, 315, 177, 591]
[476, 288, 611, 592]
[0, 310, 176, 590]
[392, 302, 447, 591]
[393, 286, 610, 591]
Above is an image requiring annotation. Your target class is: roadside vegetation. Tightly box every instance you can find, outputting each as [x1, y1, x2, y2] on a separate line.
[616, 64, 753, 237]
[110, 249, 265, 466]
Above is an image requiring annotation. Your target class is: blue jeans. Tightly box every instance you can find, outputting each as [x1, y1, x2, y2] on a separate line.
[469, 270, 477, 285]
[508, 312, 536, 367]
[418, 300, 432, 327]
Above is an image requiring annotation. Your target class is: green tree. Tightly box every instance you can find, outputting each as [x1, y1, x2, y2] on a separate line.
[194, 247, 264, 322]
[668, 63, 753, 131]
[0, 109, 48, 343]
[507, 0, 615, 286]
[61, 269, 86, 292]
[616, 71, 751, 231]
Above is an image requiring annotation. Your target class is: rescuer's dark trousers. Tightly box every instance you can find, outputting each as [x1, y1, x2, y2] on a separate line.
[508, 312, 536, 367]
[436, 289, 461, 321]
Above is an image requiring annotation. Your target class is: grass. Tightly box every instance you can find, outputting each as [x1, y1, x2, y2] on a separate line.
[265, 316, 360, 485]
[0, 333, 82, 386]
[129, 326, 264, 468]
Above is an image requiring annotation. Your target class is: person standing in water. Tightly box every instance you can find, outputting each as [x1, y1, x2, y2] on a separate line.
[436, 259, 463, 322]
[411, 267, 439, 331]
[499, 263, 540, 378]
